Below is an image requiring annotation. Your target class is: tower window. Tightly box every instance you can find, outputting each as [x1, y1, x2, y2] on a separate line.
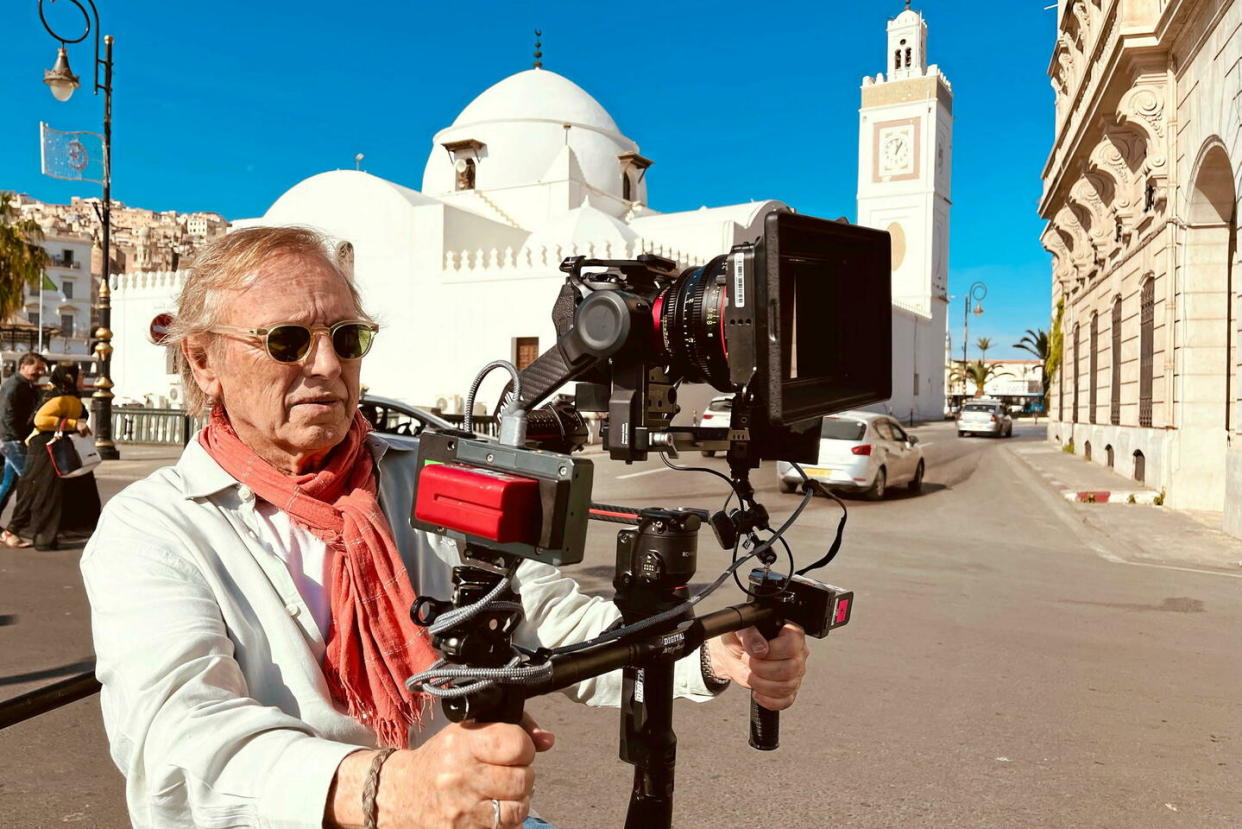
[622, 171, 632, 201]
[894, 49, 902, 69]
[905, 47, 912, 67]
[455, 158, 477, 191]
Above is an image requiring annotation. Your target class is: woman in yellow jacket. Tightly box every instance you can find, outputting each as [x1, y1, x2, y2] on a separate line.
[3, 364, 101, 550]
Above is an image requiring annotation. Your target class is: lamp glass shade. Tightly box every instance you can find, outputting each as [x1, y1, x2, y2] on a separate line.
[44, 47, 79, 102]
[973, 304, 984, 316]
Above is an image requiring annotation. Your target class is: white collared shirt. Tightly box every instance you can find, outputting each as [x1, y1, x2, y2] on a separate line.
[81, 432, 715, 829]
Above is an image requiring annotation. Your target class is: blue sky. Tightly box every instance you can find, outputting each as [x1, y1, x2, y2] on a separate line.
[1, 0, 1057, 360]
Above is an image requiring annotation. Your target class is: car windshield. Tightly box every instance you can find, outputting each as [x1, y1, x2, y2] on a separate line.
[963, 403, 998, 413]
[707, 398, 733, 413]
[821, 418, 867, 440]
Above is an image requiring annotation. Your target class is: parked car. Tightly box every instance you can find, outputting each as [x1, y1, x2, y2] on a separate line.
[957, 399, 1013, 438]
[775, 410, 925, 500]
[359, 394, 453, 437]
[698, 395, 733, 457]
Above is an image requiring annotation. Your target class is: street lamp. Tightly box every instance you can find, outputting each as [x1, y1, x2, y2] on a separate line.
[37, 0, 119, 460]
[961, 281, 987, 395]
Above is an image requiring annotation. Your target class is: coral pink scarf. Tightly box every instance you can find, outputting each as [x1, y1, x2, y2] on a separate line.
[199, 406, 436, 747]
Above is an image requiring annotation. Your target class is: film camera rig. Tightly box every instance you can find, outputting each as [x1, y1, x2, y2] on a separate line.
[406, 210, 892, 827]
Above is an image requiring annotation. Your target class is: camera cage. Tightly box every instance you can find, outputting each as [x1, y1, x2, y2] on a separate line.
[406, 207, 884, 827]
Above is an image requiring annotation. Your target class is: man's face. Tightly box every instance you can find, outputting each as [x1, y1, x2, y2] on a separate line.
[19, 360, 46, 382]
[190, 254, 364, 472]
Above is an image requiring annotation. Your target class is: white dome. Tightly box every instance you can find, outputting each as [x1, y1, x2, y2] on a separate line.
[422, 69, 643, 208]
[894, 8, 921, 24]
[452, 69, 621, 136]
[521, 202, 639, 258]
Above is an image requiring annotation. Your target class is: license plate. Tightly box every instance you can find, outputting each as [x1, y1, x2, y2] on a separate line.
[804, 467, 835, 476]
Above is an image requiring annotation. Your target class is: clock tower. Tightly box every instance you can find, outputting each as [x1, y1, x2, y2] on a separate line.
[857, 4, 952, 418]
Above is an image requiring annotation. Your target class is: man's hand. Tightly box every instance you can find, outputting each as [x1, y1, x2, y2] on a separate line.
[326, 713, 555, 828]
[706, 623, 809, 710]
[77, 422, 91, 436]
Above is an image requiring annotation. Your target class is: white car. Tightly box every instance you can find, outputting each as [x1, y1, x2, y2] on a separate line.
[775, 411, 925, 500]
[698, 395, 733, 457]
[957, 399, 1013, 438]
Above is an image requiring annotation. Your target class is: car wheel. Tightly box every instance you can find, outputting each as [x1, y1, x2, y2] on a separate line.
[779, 479, 797, 494]
[702, 450, 717, 458]
[908, 460, 924, 493]
[864, 467, 887, 501]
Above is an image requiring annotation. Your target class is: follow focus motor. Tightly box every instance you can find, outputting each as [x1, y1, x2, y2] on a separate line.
[407, 209, 892, 827]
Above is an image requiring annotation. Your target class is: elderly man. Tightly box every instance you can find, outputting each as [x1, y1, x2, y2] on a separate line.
[82, 227, 810, 829]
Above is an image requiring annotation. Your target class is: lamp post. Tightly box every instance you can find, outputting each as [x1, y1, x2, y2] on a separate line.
[962, 281, 986, 395]
[38, 0, 118, 459]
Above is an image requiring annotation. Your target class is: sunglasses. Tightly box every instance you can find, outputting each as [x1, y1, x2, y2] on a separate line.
[210, 320, 379, 364]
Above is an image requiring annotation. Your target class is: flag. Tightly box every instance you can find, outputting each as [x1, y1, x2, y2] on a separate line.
[40, 122, 105, 184]
[41, 274, 58, 292]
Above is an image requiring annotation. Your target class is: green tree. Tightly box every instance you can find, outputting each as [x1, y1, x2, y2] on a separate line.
[1014, 327, 1053, 410]
[949, 359, 1012, 398]
[975, 336, 993, 361]
[0, 193, 48, 322]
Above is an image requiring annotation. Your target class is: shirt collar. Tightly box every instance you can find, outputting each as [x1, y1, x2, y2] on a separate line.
[177, 430, 414, 499]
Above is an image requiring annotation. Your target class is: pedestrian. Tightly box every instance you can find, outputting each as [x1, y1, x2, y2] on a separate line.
[6, 364, 100, 551]
[0, 352, 47, 545]
[81, 227, 813, 829]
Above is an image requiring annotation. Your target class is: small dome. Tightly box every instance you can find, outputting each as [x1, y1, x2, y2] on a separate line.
[522, 202, 639, 256]
[894, 8, 921, 24]
[452, 69, 621, 136]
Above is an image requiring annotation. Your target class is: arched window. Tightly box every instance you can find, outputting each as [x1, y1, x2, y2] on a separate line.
[1073, 322, 1081, 423]
[1089, 312, 1099, 424]
[1139, 278, 1154, 426]
[894, 49, 902, 70]
[1084, 440, 1092, 461]
[1133, 450, 1145, 483]
[622, 172, 632, 201]
[455, 158, 476, 191]
[905, 47, 912, 67]
[1105, 444, 1114, 468]
[1110, 297, 1122, 425]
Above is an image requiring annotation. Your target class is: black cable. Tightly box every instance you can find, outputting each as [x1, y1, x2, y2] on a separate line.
[786, 462, 849, 575]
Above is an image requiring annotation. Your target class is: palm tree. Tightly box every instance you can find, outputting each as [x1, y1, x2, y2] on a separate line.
[949, 359, 1012, 398]
[975, 336, 993, 362]
[0, 193, 48, 322]
[1014, 328, 1052, 410]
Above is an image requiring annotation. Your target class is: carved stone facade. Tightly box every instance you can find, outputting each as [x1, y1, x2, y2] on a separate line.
[1041, 0, 1242, 534]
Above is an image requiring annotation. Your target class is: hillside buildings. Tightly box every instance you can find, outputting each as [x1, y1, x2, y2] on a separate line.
[1040, 0, 1242, 533]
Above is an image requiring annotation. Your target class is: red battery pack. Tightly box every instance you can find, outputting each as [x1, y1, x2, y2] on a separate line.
[414, 462, 542, 545]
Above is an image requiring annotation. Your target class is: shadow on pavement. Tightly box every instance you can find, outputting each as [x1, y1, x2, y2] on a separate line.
[0, 657, 96, 687]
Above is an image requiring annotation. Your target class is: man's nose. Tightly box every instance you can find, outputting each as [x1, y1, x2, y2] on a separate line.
[303, 331, 342, 378]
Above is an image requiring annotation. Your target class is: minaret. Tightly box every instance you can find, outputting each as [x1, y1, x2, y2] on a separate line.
[857, 4, 953, 420]
[857, 4, 953, 312]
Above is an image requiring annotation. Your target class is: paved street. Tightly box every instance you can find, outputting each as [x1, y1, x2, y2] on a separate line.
[2, 425, 1240, 827]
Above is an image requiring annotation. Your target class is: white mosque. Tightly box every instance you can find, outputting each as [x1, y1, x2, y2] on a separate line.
[111, 6, 951, 423]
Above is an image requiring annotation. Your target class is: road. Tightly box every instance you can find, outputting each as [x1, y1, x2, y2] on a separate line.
[1, 423, 1239, 828]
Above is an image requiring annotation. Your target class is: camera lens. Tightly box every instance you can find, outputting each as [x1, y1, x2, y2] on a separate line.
[656, 255, 732, 389]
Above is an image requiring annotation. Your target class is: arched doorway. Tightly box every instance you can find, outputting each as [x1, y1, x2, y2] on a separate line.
[1176, 142, 1236, 510]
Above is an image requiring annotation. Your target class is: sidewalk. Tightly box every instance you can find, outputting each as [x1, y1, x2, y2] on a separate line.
[1005, 435, 1242, 575]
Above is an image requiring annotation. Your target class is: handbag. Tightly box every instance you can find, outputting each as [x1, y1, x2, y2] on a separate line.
[46, 418, 102, 479]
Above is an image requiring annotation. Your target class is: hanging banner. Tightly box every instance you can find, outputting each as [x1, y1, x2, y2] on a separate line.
[39, 122, 104, 184]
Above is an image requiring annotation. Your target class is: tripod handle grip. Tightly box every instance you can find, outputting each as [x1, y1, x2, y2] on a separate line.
[747, 617, 785, 751]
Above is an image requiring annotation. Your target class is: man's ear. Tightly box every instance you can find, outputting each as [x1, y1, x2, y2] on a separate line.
[183, 335, 222, 403]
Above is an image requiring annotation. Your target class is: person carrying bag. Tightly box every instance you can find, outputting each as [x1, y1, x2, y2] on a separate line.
[46, 416, 102, 478]
[3, 364, 102, 551]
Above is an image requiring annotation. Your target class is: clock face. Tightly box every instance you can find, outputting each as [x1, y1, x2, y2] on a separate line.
[873, 119, 920, 182]
[883, 135, 911, 171]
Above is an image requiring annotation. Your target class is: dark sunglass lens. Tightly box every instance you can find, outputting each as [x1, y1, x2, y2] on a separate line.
[332, 324, 374, 359]
[266, 325, 313, 362]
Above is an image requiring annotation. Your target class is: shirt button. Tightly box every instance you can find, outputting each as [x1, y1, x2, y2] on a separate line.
[237, 485, 254, 501]
[286, 603, 300, 618]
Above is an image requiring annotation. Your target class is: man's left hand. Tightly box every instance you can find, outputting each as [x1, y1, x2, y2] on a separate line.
[706, 623, 809, 710]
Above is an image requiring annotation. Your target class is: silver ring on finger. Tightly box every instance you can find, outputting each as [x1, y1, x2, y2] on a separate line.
[491, 797, 501, 829]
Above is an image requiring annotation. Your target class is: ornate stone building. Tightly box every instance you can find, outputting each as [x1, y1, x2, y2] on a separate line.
[1041, 0, 1242, 532]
